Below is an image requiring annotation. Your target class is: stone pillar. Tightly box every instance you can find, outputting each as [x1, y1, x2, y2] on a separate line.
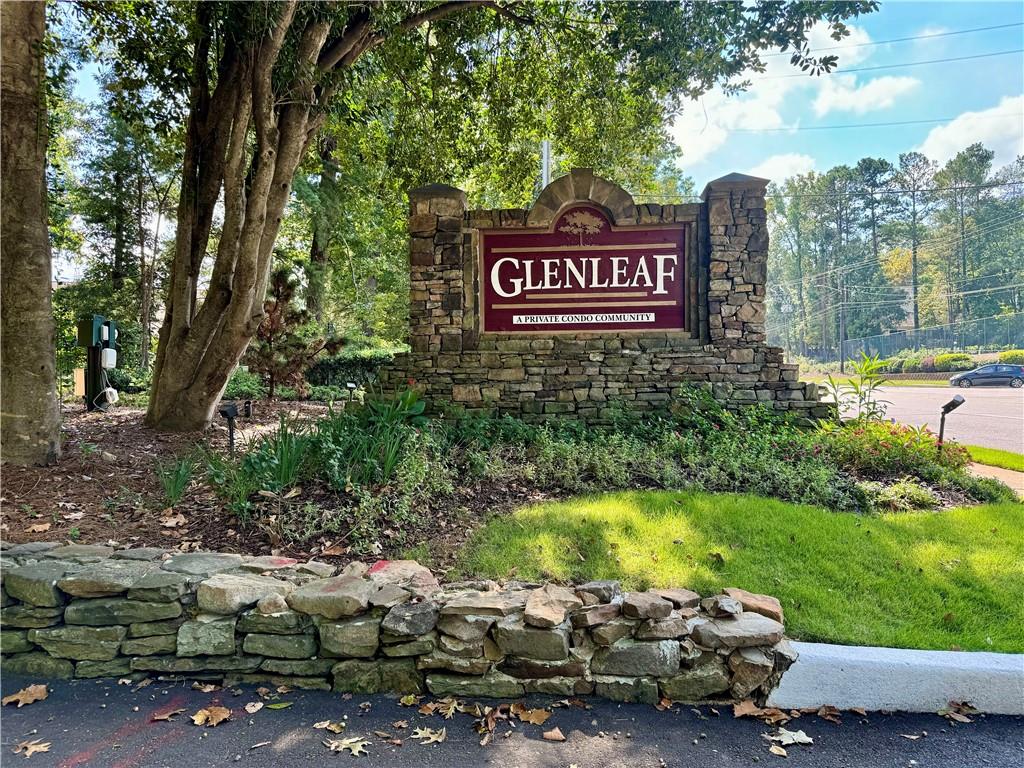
[407, 184, 468, 354]
[701, 173, 769, 346]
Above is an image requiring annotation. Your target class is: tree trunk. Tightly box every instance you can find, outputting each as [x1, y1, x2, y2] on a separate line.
[306, 134, 337, 321]
[0, 0, 62, 465]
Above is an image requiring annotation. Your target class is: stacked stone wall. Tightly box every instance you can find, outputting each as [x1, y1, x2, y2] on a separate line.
[381, 170, 831, 422]
[0, 543, 795, 704]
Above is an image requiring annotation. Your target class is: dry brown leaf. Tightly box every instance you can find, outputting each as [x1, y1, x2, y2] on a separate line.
[850, 707, 867, 717]
[12, 739, 51, 758]
[324, 737, 370, 755]
[733, 700, 763, 718]
[411, 727, 447, 744]
[655, 696, 675, 712]
[2, 684, 48, 708]
[151, 708, 186, 722]
[542, 727, 566, 742]
[320, 543, 349, 557]
[517, 708, 551, 726]
[244, 702, 263, 714]
[392, 720, 408, 729]
[769, 744, 788, 758]
[192, 706, 231, 727]
[191, 682, 220, 693]
[159, 512, 187, 528]
[25, 523, 50, 533]
[816, 705, 842, 724]
[313, 720, 346, 733]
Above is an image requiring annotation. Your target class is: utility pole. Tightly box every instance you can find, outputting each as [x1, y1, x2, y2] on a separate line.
[838, 272, 847, 374]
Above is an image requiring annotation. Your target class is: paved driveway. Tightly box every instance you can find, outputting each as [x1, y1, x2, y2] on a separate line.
[2, 675, 1022, 768]
[871, 386, 1023, 452]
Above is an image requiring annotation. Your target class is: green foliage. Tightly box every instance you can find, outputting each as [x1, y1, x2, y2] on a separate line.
[870, 479, 939, 512]
[823, 352, 890, 420]
[932, 353, 975, 372]
[155, 456, 195, 507]
[999, 349, 1024, 364]
[223, 369, 266, 401]
[241, 416, 309, 492]
[244, 268, 342, 398]
[305, 345, 403, 389]
[817, 420, 970, 481]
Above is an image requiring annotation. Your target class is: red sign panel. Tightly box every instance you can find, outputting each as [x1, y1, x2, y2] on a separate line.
[480, 205, 687, 333]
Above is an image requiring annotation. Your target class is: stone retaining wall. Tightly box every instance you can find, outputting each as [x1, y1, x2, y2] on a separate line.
[0, 544, 795, 704]
[380, 169, 831, 423]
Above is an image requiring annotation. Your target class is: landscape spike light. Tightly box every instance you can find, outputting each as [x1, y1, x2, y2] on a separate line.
[938, 395, 965, 453]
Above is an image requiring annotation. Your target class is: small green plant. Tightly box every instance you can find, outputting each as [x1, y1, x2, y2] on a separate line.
[69, 527, 81, 541]
[874, 478, 939, 511]
[80, 442, 99, 456]
[155, 457, 196, 507]
[824, 352, 891, 421]
[242, 414, 309, 491]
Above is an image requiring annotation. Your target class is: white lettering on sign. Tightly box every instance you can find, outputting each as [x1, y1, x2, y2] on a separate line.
[490, 254, 678, 299]
[512, 313, 656, 325]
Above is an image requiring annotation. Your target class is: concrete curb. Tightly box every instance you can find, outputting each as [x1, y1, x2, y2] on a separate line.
[768, 641, 1024, 715]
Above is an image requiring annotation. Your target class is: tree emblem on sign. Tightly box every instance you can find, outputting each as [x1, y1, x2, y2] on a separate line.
[559, 210, 604, 244]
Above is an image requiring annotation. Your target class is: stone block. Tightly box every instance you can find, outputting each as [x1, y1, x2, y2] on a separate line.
[332, 658, 423, 694]
[319, 615, 380, 658]
[122, 634, 177, 656]
[492, 615, 569, 661]
[177, 614, 237, 656]
[659, 656, 731, 702]
[593, 675, 659, 704]
[75, 658, 133, 678]
[64, 598, 181, 626]
[426, 670, 524, 698]
[591, 639, 679, 677]
[160, 553, 244, 577]
[5, 562, 77, 606]
[197, 572, 294, 615]
[287, 576, 376, 619]
[243, 632, 318, 659]
[30, 625, 127, 661]
[127, 571, 193, 603]
[691, 612, 784, 649]
[57, 560, 156, 598]
[1, 651, 74, 678]
[0, 629, 33, 654]
[436, 614, 495, 642]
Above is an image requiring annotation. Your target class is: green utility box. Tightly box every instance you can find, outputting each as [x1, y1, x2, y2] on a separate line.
[76, 314, 119, 411]
[77, 315, 107, 347]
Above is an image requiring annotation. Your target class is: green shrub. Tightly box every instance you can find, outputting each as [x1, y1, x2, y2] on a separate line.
[817, 420, 969, 480]
[242, 415, 309, 491]
[933, 353, 975, 372]
[998, 349, 1024, 364]
[224, 368, 266, 400]
[155, 457, 196, 507]
[308, 385, 350, 402]
[873, 479, 939, 511]
[274, 386, 299, 401]
[305, 345, 404, 389]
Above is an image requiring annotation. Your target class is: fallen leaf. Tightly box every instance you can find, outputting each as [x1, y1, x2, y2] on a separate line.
[765, 728, 813, 747]
[320, 543, 348, 557]
[516, 708, 551, 726]
[276, 685, 292, 694]
[191, 682, 220, 693]
[399, 694, 421, 707]
[151, 708, 186, 722]
[655, 696, 675, 712]
[392, 720, 408, 729]
[12, 739, 51, 758]
[313, 720, 346, 733]
[769, 744, 788, 758]
[266, 702, 293, 710]
[373, 730, 392, 739]
[160, 512, 187, 528]
[733, 700, 763, 718]
[250, 741, 271, 750]
[2, 684, 48, 708]
[850, 707, 867, 717]
[25, 523, 51, 533]
[192, 706, 231, 727]
[542, 727, 566, 742]
[816, 705, 842, 724]
[437, 697, 460, 719]
[901, 734, 922, 740]
[411, 727, 447, 744]
[244, 702, 263, 714]
[323, 737, 370, 755]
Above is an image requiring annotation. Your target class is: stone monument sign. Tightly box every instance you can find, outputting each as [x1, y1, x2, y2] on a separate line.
[382, 168, 828, 422]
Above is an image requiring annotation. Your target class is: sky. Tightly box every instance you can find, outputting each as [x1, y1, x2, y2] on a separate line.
[672, 0, 1024, 185]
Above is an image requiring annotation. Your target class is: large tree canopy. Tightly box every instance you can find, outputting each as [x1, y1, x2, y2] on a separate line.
[76, 0, 876, 431]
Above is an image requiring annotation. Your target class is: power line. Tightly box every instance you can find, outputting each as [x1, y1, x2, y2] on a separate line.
[728, 113, 1021, 133]
[761, 22, 1024, 57]
[635, 181, 1024, 203]
[758, 48, 1024, 80]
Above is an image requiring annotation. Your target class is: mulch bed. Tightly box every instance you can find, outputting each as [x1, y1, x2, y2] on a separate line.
[0, 403, 556, 569]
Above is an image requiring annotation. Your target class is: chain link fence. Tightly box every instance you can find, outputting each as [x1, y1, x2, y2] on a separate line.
[839, 312, 1024, 361]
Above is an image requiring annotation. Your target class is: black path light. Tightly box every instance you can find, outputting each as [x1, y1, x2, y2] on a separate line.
[218, 402, 239, 458]
[938, 395, 965, 453]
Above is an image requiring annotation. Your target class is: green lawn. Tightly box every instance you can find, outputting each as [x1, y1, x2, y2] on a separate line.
[452, 491, 1024, 653]
[967, 445, 1024, 473]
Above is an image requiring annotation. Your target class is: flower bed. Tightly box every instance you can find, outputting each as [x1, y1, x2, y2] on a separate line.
[0, 544, 793, 705]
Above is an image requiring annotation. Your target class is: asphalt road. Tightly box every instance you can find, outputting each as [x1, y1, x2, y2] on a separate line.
[873, 386, 1023, 453]
[2, 675, 1022, 768]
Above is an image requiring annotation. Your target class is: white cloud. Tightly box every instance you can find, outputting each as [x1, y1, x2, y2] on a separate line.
[748, 153, 816, 181]
[813, 75, 920, 116]
[916, 95, 1024, 166]
[672, 23, 872, 167]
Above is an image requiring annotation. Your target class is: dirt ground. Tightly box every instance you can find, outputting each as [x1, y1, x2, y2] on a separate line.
[0, 403, 552, 568]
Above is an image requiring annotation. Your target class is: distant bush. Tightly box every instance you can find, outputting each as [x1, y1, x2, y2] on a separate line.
[308, 385, 351, 402]
[305, 345, 404, 389]
[999, 349, 1024, 364]
[223, 368, 266, 400]
[933, 353, 975, 372]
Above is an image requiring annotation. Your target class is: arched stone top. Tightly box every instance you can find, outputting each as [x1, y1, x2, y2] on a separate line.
[526, 168, 637, 228]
